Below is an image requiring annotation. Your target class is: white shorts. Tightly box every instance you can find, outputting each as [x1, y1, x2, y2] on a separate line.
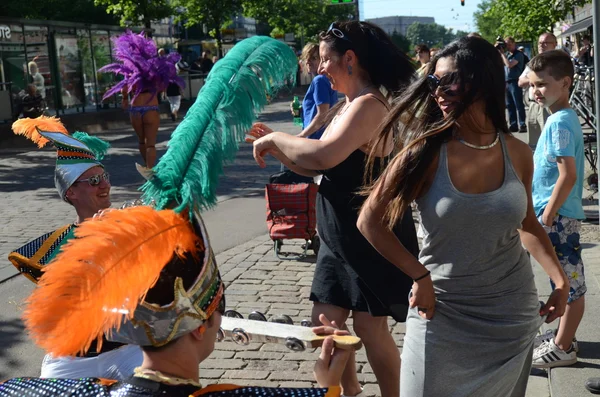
[40, 344, 142, 380]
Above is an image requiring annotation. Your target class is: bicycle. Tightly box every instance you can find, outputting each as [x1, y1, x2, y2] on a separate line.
[570, 64, 596, 133]
[583, 132, 598, 200]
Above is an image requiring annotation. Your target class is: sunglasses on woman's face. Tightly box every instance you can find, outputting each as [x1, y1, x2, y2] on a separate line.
[426, 73, 461, 97]
[326, 23, 352, 44]
[74, 172, 110, 187]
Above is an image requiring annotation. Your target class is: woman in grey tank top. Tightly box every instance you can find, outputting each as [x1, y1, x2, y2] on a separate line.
[358, 37, 570, 396]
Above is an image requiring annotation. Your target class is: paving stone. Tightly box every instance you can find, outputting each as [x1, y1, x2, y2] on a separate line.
[267, 371, 316, 382]
[222, 370, 270, 380]
[199, 370, 225, 380]
[244, 360, 298, 371]
[234, 352, 284, 360]
[200, 359, 247, 369]
[277, 381, 315, 387]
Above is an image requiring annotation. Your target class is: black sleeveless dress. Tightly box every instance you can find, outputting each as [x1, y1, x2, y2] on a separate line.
[310, 149, 419, 322]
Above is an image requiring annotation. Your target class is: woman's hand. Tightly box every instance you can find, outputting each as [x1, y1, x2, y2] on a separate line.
[252, 134, 276, 168]
[121, 99, 129, 110]
[540, 278, 569, 323]
[312, 314, 351, 388]
[410, 274, 436, 320]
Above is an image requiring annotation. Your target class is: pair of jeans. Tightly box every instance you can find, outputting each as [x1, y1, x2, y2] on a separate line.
[506, 79, 526, 129]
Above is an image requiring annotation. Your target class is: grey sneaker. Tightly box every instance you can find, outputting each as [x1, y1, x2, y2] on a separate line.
[532, 339, 577, 368]
[534, 328, 579, 353]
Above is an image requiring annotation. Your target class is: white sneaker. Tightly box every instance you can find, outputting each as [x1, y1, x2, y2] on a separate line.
[135, 163, 155, 181]
[532, 339, 577, 368]
[534, 328, 579, 353]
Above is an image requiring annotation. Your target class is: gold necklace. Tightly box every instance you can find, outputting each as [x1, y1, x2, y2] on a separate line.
[133, 367, 202, 388]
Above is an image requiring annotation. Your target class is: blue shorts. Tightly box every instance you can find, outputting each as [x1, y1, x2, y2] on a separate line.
[539, 214, 586, 302]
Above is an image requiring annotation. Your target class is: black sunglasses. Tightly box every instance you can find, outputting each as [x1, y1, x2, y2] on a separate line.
[326, 23, 352, 44]
[74, 171, 110, 187]
[426, 73, 461, 97]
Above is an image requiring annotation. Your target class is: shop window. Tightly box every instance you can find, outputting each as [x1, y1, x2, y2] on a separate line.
[24, 25, 55, 114]
[54, 28, 85, 113]
[0, 24, 26, 120]
[92, 30, 116, 109]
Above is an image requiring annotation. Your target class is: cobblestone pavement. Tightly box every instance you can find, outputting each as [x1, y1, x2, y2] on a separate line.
[206, 236, 398, 394]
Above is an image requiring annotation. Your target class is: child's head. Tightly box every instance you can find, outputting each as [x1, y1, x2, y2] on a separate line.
[527, 50, 574, 109]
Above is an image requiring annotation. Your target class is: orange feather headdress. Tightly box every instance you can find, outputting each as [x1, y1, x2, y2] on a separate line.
[23, 206, 202, 357]
[11, 116, 68, 148]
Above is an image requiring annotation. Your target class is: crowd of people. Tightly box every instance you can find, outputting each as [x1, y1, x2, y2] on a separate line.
[1, 20, 596, 397]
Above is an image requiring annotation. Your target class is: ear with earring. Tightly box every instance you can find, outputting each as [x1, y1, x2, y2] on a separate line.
[348, 65, 353, 75]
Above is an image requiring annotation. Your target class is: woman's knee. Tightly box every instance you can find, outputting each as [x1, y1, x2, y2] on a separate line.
[311, 303, 349, 327]
[351, 313, 389, 340]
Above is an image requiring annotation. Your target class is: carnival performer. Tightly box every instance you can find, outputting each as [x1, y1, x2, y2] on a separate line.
[99, 31, 183, 176]
[357, 36, 569, 396]
[249, 21, 417, 397]
[8, 115, 142, 379]
[0, 206, 351, 396]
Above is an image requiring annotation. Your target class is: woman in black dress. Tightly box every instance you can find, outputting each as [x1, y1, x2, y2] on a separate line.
[249, 21, 416, 397]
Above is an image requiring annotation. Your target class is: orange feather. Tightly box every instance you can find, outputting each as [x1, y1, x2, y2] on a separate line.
[11, 116, 69, 148]
[23, 207, 199, 357]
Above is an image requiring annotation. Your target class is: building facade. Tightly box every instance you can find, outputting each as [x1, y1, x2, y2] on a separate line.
[0, 17, 176, 122]
[366, 16, 435, 36]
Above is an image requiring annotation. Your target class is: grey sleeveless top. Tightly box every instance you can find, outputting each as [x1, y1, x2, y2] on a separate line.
[415, 133, 535, 300]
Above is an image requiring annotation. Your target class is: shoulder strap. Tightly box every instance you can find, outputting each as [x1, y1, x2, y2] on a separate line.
[364, 93, 391, 110]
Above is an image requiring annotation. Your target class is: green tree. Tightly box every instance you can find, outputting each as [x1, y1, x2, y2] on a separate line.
[486, 0, 588, 43]
[0, 0, 118, 25]
[390, 30, 412, 54]
[406, 22, 457, 49]
[93, 0, 173, 32]
[174, 0, 243, 57]
[473, 0, 502, 43]
[243, 0, 354, 47]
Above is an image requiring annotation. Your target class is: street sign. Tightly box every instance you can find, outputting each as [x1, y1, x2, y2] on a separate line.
[329, 0, 355, 4]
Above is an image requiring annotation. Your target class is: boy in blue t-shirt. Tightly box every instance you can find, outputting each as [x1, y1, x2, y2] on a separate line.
[528, 50, 586, 368]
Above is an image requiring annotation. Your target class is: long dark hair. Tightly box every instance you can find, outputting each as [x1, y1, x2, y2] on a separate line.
[365, 36, 509, 228]
[319, 21, 415, 125]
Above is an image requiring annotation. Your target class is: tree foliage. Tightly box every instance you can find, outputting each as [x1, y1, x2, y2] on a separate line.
[243, 0, 354, 46]
[0, 0, 118, 25]
[390, 30, 412, 54]
[486, 0, 588, 42]
[405, 22, 466, 49]
[173, 0, 243, 57]
[473, 0, 502, 43]
[93, 0, 173, 30]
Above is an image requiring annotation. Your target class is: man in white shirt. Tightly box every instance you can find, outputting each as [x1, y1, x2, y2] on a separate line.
[518, 32, 557, 146]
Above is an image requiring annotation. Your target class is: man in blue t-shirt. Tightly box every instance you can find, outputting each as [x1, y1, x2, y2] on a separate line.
[529, 50, 586, 369]
[296, 43, 338, 140]
[499, 37, 527, 132]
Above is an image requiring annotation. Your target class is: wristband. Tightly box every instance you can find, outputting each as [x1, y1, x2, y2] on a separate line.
[413, 270, 431, 282]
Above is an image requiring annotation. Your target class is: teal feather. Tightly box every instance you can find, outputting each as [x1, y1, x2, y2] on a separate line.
[141, 36, 297, 213]
[72, 131, 111, 161]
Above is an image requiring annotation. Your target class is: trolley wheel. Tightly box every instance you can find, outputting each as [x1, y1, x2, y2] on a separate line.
[271, 314, 294, 325]
[300, 319, 313, 327]
[248, 311, 268, 322]
[224, 310, 244, 319]
[309, 235, 320, 255]
[586, 171, 598, 192]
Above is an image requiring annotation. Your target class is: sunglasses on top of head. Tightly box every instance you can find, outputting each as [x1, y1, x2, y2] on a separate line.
[74, 171, 110, 187]
[326, 23, 352, 44]
[426, 73, 461, 97]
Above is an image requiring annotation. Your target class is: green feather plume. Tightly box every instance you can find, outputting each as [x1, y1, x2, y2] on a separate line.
[141, 36, 297, 213]
[72, 131, 111, 160]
